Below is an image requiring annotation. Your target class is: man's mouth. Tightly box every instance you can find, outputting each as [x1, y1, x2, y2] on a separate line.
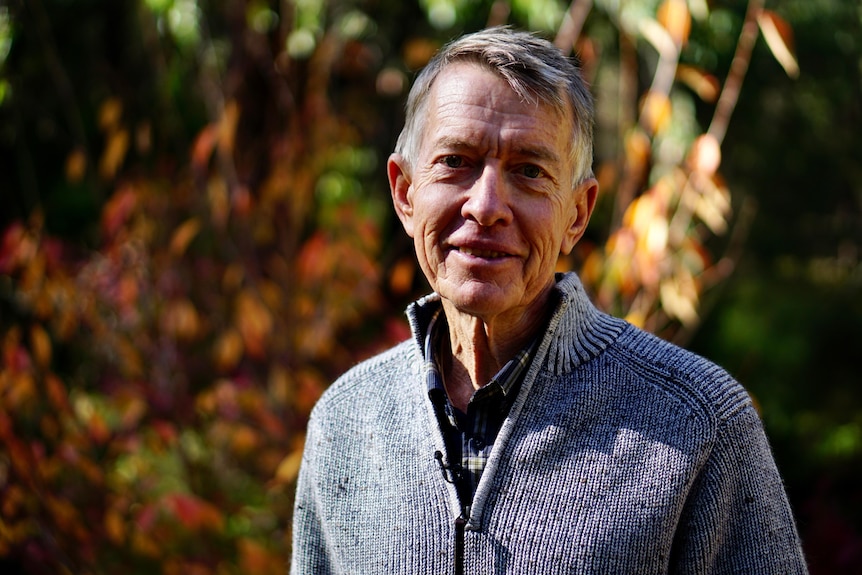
[458, 247, 508, 259]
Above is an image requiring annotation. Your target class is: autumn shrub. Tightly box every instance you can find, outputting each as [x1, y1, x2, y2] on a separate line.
[0, 172, 394, 573]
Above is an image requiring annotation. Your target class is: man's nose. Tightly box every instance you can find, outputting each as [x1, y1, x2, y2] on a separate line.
[462, 164, 513, 227]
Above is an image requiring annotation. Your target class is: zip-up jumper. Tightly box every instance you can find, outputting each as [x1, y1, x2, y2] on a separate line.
[290, 273, 807, 574]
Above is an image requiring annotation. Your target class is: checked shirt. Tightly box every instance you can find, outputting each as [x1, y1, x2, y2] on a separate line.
[423, 309, 537, 505]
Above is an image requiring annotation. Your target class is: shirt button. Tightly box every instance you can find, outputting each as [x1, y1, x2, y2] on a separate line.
[472, 437, 486, 450]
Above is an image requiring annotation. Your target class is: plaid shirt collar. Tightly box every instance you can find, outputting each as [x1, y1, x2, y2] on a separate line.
[422, 308, 533, 408]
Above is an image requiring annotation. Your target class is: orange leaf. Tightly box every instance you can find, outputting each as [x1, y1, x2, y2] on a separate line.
[235, 290, 273, 360]
[131, 530, 161, 558]
[402, 37, 439, 70]
[29, 324, 52, 369]
[676, 65, 720, 103]
[87, 411, 111, 445]
[161, 298, 202, 342]
[6, 372, 37, 410]
[388, 257, 415, 296]
[44, 373, 70, 412]
[238, 537, 284, 574]
[213, 329, 244, 373]
[169, 218, 201, 257]
[104, 507, 127, 545]
[230, 424, 261, 456]
[218, 100, 240, 156]
[657, 0, 691, 46]
[45, 495, 80, 532]
[758, 10, 799, 78]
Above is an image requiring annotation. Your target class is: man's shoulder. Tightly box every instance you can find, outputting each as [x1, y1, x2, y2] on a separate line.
[312, 339, 418, 412]
[607, 323, 750, 420]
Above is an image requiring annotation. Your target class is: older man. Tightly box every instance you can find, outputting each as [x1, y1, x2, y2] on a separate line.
[290, 27, 806, 574]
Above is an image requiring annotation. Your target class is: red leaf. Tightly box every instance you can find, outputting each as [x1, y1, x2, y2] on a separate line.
[165, 493, 224, 532]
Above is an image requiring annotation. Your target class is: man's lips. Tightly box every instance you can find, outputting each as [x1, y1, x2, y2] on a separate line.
[457, 246, 510, 259]
[446, 239, 517, 260]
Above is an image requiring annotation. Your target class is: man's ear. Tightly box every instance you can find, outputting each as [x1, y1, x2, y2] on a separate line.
[561, 177, 599, 255]
[388, 153, 415, 238]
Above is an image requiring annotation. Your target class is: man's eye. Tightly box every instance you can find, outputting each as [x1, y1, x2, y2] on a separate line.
[522, 165, 544, 179]
[442, 155, 463, 168]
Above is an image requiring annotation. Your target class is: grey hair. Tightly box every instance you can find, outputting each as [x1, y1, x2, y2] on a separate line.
[394, 26, 595, 186]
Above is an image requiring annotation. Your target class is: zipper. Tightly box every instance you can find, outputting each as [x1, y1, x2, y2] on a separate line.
[454, 511, 468, 575]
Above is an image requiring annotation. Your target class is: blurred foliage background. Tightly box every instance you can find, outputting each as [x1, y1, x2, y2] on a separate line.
[0, 0, 859, 573]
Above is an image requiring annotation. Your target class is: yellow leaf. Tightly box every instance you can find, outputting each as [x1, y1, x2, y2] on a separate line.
[624, 309, 647, 329]
[623, 128, 651, 176]
[208, 176, 230, 228]
[639, 91, 672, 134]
[98, 98, 123, 132]
[99, 129, 130, 180]
[65, 147, 87, 183]
[660, 276, 699, 326]
[218, 100, 240, 156]
[758, 10, 799, 79]
[694, 186, 730, 235]
[275, 443, 305, 484]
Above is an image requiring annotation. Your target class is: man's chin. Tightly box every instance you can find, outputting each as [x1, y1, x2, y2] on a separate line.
[439, 282, 518, 319]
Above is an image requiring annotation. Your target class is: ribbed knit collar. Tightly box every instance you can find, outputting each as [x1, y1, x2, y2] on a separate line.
[406, 272, 625, 377]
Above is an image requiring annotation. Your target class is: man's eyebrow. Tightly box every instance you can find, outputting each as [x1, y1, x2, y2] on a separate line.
[430, 135, 473, 151]
[431, 136, 562, 163]
[511, 144, 560, 164]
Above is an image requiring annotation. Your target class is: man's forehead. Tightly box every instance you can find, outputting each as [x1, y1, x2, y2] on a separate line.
[422, 64, 571, 158]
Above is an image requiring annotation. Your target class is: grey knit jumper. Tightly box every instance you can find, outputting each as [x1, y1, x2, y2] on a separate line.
[291, 273, 807, 574]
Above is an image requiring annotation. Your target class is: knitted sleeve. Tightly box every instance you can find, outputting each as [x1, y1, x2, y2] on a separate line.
[669, 402, 808, 574]
[289, 412, 337, 575]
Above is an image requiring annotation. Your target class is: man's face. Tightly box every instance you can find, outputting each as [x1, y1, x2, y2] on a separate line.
[389, 62, 597, 324]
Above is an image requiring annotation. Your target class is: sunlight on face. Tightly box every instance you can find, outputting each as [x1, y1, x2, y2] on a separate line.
[392, 62, 594, 326]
